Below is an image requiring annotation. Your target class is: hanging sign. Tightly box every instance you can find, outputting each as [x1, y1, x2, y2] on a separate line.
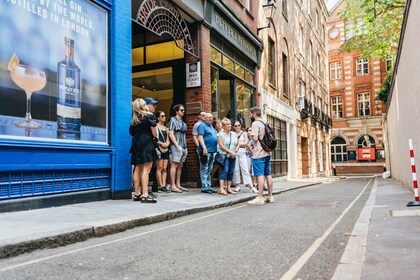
[186, 62, 201, 88]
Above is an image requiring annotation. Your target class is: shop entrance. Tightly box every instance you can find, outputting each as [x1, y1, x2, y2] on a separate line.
[211, 67, 254, 128]
[131, 22, 186, 117]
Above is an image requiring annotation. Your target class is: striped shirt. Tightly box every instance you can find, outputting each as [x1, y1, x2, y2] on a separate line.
[168, 116, 187, 148]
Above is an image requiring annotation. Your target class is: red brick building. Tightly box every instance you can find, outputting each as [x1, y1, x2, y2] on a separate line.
[327, 0, 389, 175]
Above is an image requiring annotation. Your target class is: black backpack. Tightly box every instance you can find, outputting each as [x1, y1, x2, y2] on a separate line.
[258, 120, 277, 151]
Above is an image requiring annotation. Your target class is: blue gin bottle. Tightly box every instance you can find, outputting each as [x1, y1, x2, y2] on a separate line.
[57, 37, 81, 137]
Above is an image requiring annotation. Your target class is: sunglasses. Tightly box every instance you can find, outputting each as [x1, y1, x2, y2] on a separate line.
[234, 125, 241, 127]
[160, 115, 166, 117]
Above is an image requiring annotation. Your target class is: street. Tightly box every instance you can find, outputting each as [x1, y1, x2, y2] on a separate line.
[0, 177, 374, 280]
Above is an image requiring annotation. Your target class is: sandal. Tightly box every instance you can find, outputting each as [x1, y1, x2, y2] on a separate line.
[170, 187, 183, 193]
[218, 190, 228, 195]
[133, 193, 142, 201]
[140, 195, 157, 203]
[178, 186, 189, 192]
[226, 189, 236, 195]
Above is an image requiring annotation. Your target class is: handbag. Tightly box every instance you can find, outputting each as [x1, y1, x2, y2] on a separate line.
[157, 127, 169, 153]
[214, 133, 232, 167]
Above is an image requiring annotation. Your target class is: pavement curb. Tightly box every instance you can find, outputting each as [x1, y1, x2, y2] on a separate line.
[0, 183, 320, 259]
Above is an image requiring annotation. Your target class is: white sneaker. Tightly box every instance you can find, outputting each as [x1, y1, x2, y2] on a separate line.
[231, 186, 241, 192]
[265, 196, 274, 203]
[248, 196, 265, 205]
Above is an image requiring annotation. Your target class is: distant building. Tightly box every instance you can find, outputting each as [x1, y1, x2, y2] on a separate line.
[385, 0, 419, 191]
[258, 0, 331, 178]
[327, 0, 388, 175]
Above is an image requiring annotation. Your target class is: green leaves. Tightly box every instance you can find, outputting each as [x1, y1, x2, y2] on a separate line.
[338, 0, 406, 59]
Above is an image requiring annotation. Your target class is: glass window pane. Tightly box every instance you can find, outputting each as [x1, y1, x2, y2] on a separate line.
[223, 55, 235, 73]
[245, 70, 254, 85]
[235, 64, 245, 79]
[210, 47, 222, 65]
[235, 81, 253, 127]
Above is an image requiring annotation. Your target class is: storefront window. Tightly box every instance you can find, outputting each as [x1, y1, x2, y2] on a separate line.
[223, 55, 235, 73]
[210, 47, 222, 65]
[245, 70, 254, 84]
[236, 81, 253, 127]
[235, 64, 245, 80]
[211, 67, 219, 116]
[219, 80, 232, 120]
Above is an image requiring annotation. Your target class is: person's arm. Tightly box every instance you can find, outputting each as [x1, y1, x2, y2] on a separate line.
[198, 135, 207, 155]
[250, 124, 259, 143]
[168, 130, 180, 149]
[193, 135, 199, 148]
[164, 129, 170, 148]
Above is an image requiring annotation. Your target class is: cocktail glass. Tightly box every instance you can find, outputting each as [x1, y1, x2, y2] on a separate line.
[10, 64, 46, 129]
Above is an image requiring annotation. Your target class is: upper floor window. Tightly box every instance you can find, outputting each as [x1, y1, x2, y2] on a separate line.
[356, 58, 369, 75]
[309, 41, 313, 67]
[268, 38, 276, 86]
[331, 96, 343, 119]
[300, 80, 306, 97]
[316, 53, 321, 77]
[357, 93, 370, 116]
[282, 52, 289, 97]
[299, 27, 303, 54]
[307, 0, 311, 16]
[245, 0, 250, 11]
[386, 54, 395, 72]
[330, 61, 342, 80]
[282, 0, 288, 18]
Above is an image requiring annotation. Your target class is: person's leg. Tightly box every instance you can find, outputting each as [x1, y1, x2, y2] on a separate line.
[161, 160, 168, 190]
[218, 157, 229, 194]
[226, 158, 236, 194]
[199, 157, 208, 191]
[264, 156, 274, 200]
[207, 153, 215, 190]
[232, 156, 241, 186]
[133, 164, 141, 196]
[177, 149, 189, 191]
[141, 162, 153, 197]
[239, 154, 252, 186]
[170, 162, 182, 192]
[156, 159, 163, 188]
[176, 162, 183, 188]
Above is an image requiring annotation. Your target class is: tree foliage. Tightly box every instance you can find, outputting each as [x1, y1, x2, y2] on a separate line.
[339, 0, 406, 59]
[377, 73, 392, 102]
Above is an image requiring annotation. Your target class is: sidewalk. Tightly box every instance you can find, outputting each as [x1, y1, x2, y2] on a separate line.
[0, 177, 339, 259]
[333, 176, 420, 280]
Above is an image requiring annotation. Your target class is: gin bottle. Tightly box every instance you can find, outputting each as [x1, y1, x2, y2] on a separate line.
[57, 37, 81, 134]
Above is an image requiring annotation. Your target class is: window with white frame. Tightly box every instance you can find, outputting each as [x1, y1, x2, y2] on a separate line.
[386, 54, 395, 72]
[299, 27, 303, 54]
[330, 61, 342, 80]
[245, 0, 250, 11]
[309, 41, 313, 67]
[356, 58, 369, 75]
[300, 80, 306, 97]
[331, 137, 347, 162]
[310, 90, 315, 114]
[357, 93, 370, 116]
[331, 96, 343, 119]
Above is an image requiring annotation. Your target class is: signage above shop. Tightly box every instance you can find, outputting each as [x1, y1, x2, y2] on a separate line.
[186, 62, 201, 88]
[211, 9, 258, 64]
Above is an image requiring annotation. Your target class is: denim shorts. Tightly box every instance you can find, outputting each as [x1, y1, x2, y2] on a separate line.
[252, 156, 271, 176]
[171, 146, 188, 163]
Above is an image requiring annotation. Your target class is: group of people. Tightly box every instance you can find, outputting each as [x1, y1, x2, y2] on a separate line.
[129, 97, 273, 205]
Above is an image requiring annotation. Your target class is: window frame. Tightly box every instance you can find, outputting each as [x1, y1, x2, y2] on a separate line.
[268, 38, 276, 86]
[357, 92, 370, 116]
[330, 61, 342, 80]
[282, 52, 289, 97]
[331, 96, 343, 119]
[331, 137, 347, 162]
[356, 57, 369, 76]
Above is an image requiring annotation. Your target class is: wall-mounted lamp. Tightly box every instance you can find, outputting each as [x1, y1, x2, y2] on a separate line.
[257, 0, 277, 34]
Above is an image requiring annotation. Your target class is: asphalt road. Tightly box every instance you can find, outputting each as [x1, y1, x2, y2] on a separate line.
[0, 177, 374, 280]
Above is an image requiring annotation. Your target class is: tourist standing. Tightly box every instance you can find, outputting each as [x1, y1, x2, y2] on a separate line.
[155, 111, 170, 193]
[168, 104, 189, 193]
[247, 107, 273, 205]
[217, 118, 239, 195]
[197, 113, 218, 194]
[129, 98, 157, 203]
[192, 111, 206, 150]
[232, 121, 257, 193]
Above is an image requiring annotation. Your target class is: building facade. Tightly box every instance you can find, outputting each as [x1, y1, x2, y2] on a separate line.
[384, 0, 419, 191]
[327, 0, 388, 175]
[260, 0, 331, 178]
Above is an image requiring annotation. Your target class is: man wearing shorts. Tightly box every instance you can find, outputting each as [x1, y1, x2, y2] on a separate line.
[168, 104, 189, 193]
[247, 106, 274, 205]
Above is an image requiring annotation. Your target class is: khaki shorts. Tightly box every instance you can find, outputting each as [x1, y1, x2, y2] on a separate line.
[171, 146, 188, 163]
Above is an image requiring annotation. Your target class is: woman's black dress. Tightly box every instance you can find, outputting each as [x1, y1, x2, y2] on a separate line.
[129, 114, 157, 165]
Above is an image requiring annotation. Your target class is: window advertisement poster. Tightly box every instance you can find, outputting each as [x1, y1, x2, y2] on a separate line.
[0, 0, 108, 143]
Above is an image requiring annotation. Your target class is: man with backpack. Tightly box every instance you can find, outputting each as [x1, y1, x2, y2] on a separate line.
[247, 106, 274, 205]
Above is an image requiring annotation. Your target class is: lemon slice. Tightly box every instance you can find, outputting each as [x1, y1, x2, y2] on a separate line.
[8, 53, 19, 72]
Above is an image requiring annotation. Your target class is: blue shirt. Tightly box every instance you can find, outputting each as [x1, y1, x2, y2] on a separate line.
[197, 122, 218, 153]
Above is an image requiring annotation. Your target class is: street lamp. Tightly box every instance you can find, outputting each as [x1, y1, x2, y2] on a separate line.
[257, 0, 277, 34]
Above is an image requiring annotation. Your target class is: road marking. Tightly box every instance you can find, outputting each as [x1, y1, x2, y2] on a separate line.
[0, 205, 246, 272]
[280, 178, 373, 280]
